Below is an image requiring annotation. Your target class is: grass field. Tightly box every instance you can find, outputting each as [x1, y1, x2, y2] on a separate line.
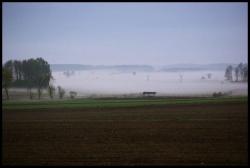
[2, 96, 248, 165]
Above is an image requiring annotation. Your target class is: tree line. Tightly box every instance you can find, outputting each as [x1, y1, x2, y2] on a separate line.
[2, 57, 67, 100]
[225, 63, 248, 82]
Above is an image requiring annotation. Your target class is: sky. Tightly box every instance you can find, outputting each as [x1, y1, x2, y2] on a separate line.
[2, 2, 248, 65]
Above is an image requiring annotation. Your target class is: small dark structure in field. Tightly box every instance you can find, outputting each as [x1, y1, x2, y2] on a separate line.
[212, 91, 232, 98]
[212, 92, 223, 97]
[143, 92, 157, 97]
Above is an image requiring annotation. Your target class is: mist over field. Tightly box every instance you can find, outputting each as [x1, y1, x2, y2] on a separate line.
[2, 3, 248, 166]
[51, 65, 248, 97]
[3, 3, 247, 99]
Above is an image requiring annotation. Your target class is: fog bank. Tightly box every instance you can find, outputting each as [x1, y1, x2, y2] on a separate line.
[51, 70, 248, 97]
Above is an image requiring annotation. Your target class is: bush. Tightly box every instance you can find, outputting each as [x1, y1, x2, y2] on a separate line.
[69, 91, 77, 99]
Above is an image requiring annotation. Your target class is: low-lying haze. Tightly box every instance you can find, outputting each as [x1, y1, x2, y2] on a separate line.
[3, 3, 248, 97]
[51, 68, 247, 97]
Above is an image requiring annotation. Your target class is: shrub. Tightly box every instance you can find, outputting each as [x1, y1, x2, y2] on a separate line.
[57, 86, 65, 99]
[69, 91, 77, 99]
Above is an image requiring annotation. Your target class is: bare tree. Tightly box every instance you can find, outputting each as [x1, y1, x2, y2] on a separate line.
[242, 64, 248, 82]
[234, 66, 239, 82]
[207, 73, 212, 79]
[238, 63, 244, 81]
[225, 65, 233, 81]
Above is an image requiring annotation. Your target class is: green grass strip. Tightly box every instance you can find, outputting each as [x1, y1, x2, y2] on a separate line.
[2, 96, 248, 110]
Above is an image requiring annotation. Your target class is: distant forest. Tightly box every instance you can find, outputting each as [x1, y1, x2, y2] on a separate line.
[50, 64, 154, 72]
[51, 63, 238, 72]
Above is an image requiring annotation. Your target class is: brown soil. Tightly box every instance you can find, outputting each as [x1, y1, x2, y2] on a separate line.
[2, 103, 248, 166]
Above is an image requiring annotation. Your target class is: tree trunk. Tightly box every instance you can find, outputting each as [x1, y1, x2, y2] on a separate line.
[4, 87, 9, 100]
[38, 88, 41, 99]
[50, 90, 53, 99]
[28, 88, 33, 99]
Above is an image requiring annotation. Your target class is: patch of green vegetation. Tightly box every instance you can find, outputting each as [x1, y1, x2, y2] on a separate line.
[2, 96, 247, 110]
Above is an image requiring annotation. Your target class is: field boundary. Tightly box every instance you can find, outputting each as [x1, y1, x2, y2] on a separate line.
[3, 96, 247, 110]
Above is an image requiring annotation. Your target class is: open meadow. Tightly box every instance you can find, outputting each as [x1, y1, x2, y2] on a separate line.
[2, 96, 248, 166]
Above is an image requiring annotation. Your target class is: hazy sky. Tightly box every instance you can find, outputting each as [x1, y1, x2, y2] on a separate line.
[3, 2, 248, 65]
